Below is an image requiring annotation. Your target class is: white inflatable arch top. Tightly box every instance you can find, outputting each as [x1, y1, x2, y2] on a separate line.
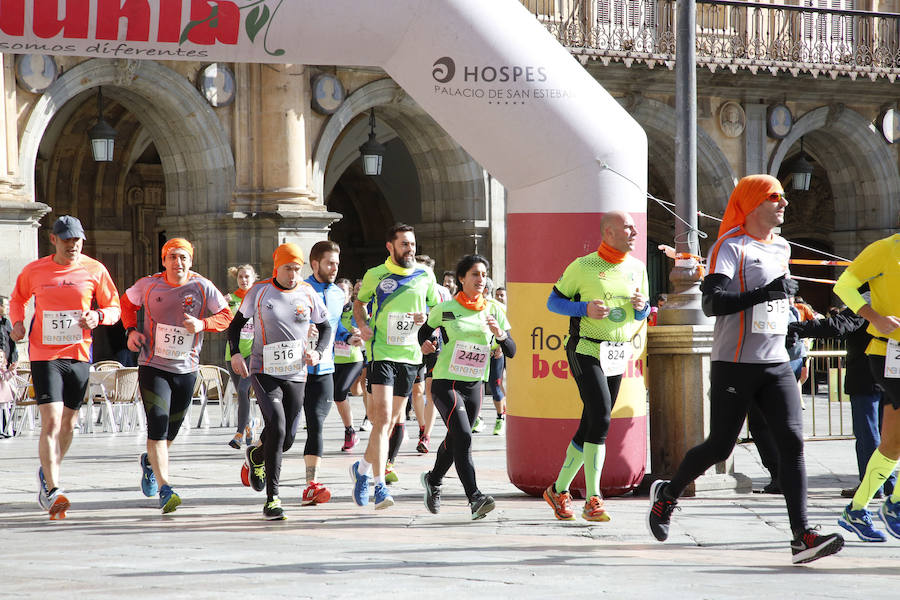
[1, 0, 646, 212]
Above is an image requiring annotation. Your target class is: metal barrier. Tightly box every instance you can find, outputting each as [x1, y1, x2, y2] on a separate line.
[805, 347, 853, 440]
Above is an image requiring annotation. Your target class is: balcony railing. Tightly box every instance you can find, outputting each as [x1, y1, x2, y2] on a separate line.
[527, 0, 900, 81]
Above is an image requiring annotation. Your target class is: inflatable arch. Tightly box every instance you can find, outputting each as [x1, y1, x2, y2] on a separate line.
[2, 0, 648, 496]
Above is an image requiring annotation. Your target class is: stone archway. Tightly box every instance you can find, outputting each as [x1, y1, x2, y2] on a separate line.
[623, 95, 737, 253]
[20, 59, 234, 220]
[312, 78, 499, 277]
[769, 105, 900, 258]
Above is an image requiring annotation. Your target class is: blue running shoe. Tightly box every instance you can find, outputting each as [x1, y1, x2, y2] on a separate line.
[350, 461, 370, 506]
[374, 482, 394, 510]
[140, 453, 158, 497]
[879, 497, 900, 539]
[838, 503, 887, 542]
[37, 466, 50, 511]
[159, 484, 181, 514]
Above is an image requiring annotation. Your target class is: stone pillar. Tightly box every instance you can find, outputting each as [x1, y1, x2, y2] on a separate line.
[232, 63, 320, 213]
[744, 103, 767, 177]
[0, 54, 51, 295]
[647, 325, 751, 496]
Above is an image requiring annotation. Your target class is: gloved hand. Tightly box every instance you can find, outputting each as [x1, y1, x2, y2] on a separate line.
[785, 321, 801, 349]
[764, 275, 799, 299]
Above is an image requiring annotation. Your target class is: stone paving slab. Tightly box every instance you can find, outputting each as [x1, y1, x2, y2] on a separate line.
[1, 401, 899, 599]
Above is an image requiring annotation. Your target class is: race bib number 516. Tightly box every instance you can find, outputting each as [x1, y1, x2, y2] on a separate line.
[263, 340, 305, 376]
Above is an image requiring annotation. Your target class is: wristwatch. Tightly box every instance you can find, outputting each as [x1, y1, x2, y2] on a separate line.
[96, 310, 104, 324]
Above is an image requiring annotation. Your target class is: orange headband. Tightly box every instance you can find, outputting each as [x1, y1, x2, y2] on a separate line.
[718, 174, 783, 238]
[272, 243, 305, 277]
[161, 238, 194, 262]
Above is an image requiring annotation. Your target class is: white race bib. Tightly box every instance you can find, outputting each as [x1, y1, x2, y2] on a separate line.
[386, 312, 419, 346]
[599, 341, 631, 376]
[239, 318, 254, 340]
[448, 341, 490, 378]
[42, 310, 83, 345]
[885, 340, 900, 378]
[154, 324, 195, 360]
[263, 340, 305, 376]
[334, 341, 353, 358]
[751, 299, 789, 335]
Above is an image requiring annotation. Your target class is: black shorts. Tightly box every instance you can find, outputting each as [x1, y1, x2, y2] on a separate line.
[367, 360, 418, 397]
[333, 361, 364, 402]
[869, 355, 900, 410]
[31, 359, 91, 410]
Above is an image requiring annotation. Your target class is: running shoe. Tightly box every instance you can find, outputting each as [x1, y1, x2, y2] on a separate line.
[791, 527, 844, 564]
[301, 481, 332, 506]
[140, 452, 158, 497]
[240, 462, 250, 487]
[416, 434, 430, 454]
[543, 484, 575, 521]
[385, 462, 399, 484]
[493, 418, 506, 436]
[421, 471, 441, 514]
[158, 484, 181, 514]
[471, 416, 484, 433]
[37, 466, 50, 511]
[263, 497, 286, 521]
[582, 495, 611, 522]
[647, 479, 679, 542]
[350, 461, 370, 506]
[374, 482, 394, 510]
[342, 427, 358, 452]
[470, 493, 496, 520]
[838, 504, 887, 542]
[228, 433, 243, 450]
[246, 445, 265, 493]
[359, 417, 370, 432]
[880, 497, 900, 539]
[47, 488, 70, 520]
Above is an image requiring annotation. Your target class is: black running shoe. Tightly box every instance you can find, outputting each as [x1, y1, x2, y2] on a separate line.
[791, 527, 844, 564]
[420, 471, 441, 514]
[263, 497, 286, 521]
[470, 493, 496, 520]
[647, 480, 679, 542]
[246, 446, 265, 493]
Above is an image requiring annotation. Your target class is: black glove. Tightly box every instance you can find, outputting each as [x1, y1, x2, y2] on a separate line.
[763, 275, 799, 299]
[785, 321, 801, 349]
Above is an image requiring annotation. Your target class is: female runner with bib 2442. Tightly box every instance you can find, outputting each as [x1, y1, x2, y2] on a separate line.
[417, 254, 515, 520]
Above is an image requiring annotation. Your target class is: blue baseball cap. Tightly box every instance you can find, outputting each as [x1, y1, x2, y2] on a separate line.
[52, 215, 86, 240]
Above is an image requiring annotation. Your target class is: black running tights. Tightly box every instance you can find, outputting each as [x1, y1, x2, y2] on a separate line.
[429, 379, 482, 501]
[251, 373, 305, 500]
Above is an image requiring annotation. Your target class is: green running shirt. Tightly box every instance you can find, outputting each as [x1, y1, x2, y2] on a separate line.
[357, 261, 439, 364]
[554, 252, 648, 358]
[427, 297, 511, 382]
[334, 306, 364, 364]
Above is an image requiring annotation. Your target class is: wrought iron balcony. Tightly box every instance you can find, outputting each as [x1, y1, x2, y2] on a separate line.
[527, 0, 900, 81]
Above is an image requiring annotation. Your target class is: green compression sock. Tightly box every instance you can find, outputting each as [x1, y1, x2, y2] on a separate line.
[853, 449, 900, 511]
[583, 442, 606, 499]
[554, 442, 584, 493]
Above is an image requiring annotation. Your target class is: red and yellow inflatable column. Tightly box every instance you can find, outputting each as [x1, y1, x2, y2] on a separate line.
[506, 211, 648, 498]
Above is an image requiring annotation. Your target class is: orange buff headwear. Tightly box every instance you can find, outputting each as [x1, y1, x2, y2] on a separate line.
[161, 238, 194, 262]
[717, 174, 783, 238]
[272, 243, 305, 277]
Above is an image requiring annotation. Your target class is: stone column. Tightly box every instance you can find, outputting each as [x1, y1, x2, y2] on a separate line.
[0, 55, 51, 295]
[647, 325, 751, 496]
[744, 103, 767, 176]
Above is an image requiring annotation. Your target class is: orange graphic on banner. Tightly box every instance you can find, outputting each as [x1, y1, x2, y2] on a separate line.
[506, 282, 647, 420]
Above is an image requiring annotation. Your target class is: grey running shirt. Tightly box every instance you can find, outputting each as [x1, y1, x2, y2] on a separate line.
[238, 279, 328, 382]
[707, 227, 791, 364]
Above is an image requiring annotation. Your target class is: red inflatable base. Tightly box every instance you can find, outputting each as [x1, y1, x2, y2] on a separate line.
[506, 414, 647, 498]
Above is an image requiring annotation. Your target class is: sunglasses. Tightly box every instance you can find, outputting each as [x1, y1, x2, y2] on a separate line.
[766, 192, 786, 202]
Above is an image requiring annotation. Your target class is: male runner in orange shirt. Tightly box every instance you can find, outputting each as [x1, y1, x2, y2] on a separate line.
[10, 216, 120, 519]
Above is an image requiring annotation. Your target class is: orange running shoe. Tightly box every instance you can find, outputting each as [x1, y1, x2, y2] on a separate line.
[543, 484, 575, 520]
[582, 495, 610, 522]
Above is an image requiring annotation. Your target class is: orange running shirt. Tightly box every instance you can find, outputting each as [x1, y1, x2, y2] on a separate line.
[10, 255, 121, 362]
